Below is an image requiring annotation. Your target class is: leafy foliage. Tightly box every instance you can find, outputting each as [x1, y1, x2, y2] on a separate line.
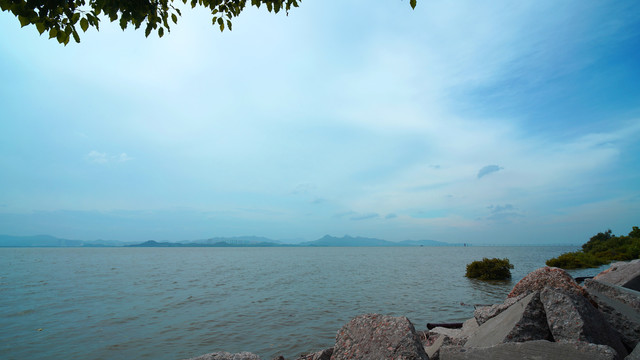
[465, 257, 514, 280]
[0, 0, 418, 45]
[546, 226, 640, 269]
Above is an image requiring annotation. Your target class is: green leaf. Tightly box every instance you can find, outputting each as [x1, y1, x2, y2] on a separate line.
[72, 29, 80, 43]
[36, 22, 46, 35]
[80, 18, 89, 32]
[71, 13, 80, 24]
[49, 28, 58, 39]
[145, 24, 152, 37]
[410, 0, 416, 9]
[171, 13, 178, 24]
[158, 27, 164, 38]
[218, 17, 224, 31]
[56, 30, 65, 43]
[18, 15, 29, 27]
[226, 19, 232, 31]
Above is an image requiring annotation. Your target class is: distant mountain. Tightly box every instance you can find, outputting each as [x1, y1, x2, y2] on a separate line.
[195, 236, 283, 245]
[0, 234, 132, 247]
[298, 235, 461, 247]
[1, 234, 462, 247]
[128, 239, 283, 247]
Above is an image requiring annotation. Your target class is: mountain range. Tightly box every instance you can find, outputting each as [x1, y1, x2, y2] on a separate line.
[0, 234, 464, 247]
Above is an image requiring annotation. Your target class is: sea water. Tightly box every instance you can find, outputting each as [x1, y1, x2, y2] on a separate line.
[0, 246, 605, 359]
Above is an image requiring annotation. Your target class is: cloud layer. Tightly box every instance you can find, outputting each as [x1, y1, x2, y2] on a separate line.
[1, 0, 639, 244]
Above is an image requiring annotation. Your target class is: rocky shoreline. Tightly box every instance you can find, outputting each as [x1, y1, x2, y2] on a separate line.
[185, 260, 640, 360]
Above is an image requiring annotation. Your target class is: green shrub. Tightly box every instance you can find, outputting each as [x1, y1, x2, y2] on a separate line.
[465, 257, 514, 280]
[545, 251, 605, 269]
[545, 225, 640, 269]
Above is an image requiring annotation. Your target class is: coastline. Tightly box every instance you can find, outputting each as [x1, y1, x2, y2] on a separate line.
[186, 261, 640, 360]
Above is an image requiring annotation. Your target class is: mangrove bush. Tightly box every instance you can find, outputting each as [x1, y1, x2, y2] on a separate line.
[465, 257, 514, 280]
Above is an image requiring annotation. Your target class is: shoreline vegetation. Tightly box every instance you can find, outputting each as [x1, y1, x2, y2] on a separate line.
[546, 226, 640, 269]
[465, 258, 514, 280]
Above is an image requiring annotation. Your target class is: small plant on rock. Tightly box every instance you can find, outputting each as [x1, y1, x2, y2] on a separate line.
[465, 257, 514, 280]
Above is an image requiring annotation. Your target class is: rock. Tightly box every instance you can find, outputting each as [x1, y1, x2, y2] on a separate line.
[541, 286, 627, 358]
[585, 279, 640, 311]
[331, 313, 429, 360]
[458, 318, 479, 340]
[585, 279, 640, 350]
[473, 293, 526, 325]
[627, 343, 640, 360]
[440, 340, 617, 360]
[464, 291, 552, 348]
[424, 320, 479, 360]
[296, 348, 333, 360]
[594, 260, 640, 292]
[424, 334, 445, 360]
[508, 266, 587, 299]
[429, 326, 463, 339]
[185, 352, 262, 360]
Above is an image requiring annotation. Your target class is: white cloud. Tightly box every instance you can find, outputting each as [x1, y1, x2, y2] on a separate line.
[86, 151, 108, 164]
[85, 151, 133, 164]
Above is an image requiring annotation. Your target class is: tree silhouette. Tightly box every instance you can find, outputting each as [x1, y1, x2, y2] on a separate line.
[0, 0, 417, 45]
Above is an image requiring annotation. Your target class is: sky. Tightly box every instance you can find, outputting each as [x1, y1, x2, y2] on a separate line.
[1, 0, 639, 244]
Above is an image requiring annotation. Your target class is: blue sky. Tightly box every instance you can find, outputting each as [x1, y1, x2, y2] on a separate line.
[1, 0, 639, 244]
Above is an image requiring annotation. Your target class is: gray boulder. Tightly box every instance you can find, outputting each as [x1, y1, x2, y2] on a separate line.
[474, 293, 526, 325]
[594, 260, 640, 291]
[185, 352, 262, 360]
[585, 279, 640, 351]
[541, 286, 627, 358]
[331, 313, 429, 360]
[627, 343, 640, 360]
[296, 348, 333, 360]
[440, 340, 617, 360]
[508, 266, 587, 299]
[464, 291, 552, 348]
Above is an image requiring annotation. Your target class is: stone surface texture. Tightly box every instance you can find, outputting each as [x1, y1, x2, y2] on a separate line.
[585, 279, 640, 350]
[331, 313, 428, 360]
[540, 286, 627, 358]
[594, 260, 640, 291]
[296, 348, 333, 360]
[585, 279, 640, 311]
[474, 293, 526, 325]
[627, 343, 640, 360]
[508, 266, 587, 299]
[464, 291, 552, 348]
[440, 340, 617, 360]
[185, 352, 262, 360]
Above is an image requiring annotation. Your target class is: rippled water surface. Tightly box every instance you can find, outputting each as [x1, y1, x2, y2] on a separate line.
[0, 246, 605, 359]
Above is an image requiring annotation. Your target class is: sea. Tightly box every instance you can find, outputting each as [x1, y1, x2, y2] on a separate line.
[0, 246, 607, 360]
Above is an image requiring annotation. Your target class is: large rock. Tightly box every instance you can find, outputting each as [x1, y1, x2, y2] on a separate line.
[440, 340, 617, 360]
[331, 313, 429, 360]
[464, 291, 552, 348]
[185, 352, 262, 360]
[296, 348, 333, 360]
[474, 293, 526, 325]
[585, 279, 640, 350]
[508, 266, 587, 299]
[594, 260, 640, 291]
[627, 343, 640, 360]
[540, 286, 627, 358]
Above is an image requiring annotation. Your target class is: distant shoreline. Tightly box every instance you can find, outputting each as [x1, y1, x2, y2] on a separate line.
[0, 234, 581, 248]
